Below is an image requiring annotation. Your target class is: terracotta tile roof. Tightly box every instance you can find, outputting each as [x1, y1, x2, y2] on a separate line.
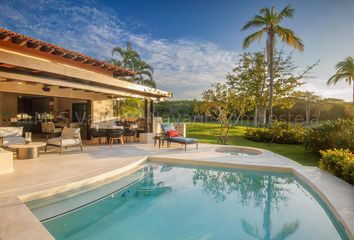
[0, 27, 135, 76]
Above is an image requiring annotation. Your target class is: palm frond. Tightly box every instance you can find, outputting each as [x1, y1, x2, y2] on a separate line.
[260, 7, 270, 16]
[242, 5, 303, 54]
[273, 222, 299, 240]
[138, 70, 153, 80]
[243, 30, 265, 49]
[241, 219, 262, 240]
[139, 62, 154, 72]
[142, 79, 156, 88]
[126, 41, 132, 50]
[328, 57, 354, 85]
[112, 47, 125, 57]
[110, 41, 156, 87]
[327, 73, 347, 85]
[335, 57, 354, 71]
[108, 59, 123, 67]
[277, 5, 295, 20]
[276, 26, 304, 51]
[241, 15, 266, 30]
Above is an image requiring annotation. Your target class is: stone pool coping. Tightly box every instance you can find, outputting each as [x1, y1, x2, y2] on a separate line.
[0, 144, 353, 240]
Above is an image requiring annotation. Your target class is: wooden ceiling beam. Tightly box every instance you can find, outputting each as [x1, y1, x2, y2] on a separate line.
[0, 28, 135, 76]
[0, 71, 157, 100]
[0, 63, 15, 68]
[52, 50, 65, 56]
[3, 36, 11, 42]
[63, 53, 75, 59]
[0, 81, 107, 100]
[2, 36, 11, 41]
[0, 48, 172, 98]
[19, 40, 27, 46]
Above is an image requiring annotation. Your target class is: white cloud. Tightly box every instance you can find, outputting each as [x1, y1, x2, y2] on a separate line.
[0, 0, 241, 100]
[128, 36, 240, 98]
[300, 79, 352, 101]
[1, 0, 349, 101]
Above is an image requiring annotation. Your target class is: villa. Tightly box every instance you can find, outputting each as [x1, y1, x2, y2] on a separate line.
[0, 28, 172, 136]
[0, 28, 353, 240]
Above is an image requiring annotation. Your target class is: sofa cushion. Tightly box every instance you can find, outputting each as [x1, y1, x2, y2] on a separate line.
[2, 136, 26, 146]
[47, 137, 81, 146]
[0, 127, 23, 137]
[61, 127, 80, 138]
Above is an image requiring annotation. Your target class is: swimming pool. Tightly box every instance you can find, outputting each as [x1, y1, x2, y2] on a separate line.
[28, 162, 350, 240]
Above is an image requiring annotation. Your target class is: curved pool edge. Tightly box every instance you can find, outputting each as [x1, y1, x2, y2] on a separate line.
[148, 157, 354, 239]
[1, 144, 353, 240]
[19, 157, 148, 202]
[147, 156, 354, 240]
[0, 157, 149, 240]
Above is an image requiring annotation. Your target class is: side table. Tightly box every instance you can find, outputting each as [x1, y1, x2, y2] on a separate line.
[8, 142, 46, 160]
[153, 135, 165, 148]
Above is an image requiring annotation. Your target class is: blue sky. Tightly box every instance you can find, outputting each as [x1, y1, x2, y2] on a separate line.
[1, 0, 353, 100]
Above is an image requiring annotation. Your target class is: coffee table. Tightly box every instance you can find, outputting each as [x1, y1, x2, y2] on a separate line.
[8, 142, 46, 160]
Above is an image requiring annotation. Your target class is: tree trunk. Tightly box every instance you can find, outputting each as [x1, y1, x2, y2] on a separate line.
[254, 106, 258, 127]
[262, 108, 267, 126]
[305, 104, 310, 125]
[352, 80, 354, 104]
[263, 176, 272, 240]
[268, 32, 275, 126]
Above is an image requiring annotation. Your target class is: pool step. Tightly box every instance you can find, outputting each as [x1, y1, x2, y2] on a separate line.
[26, 169, 148, 221]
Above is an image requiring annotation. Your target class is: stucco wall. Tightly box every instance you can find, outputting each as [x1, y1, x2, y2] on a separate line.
[91, 99, 117, 125]
[0, 92, 18, 125]
[54, 98, 87, 122]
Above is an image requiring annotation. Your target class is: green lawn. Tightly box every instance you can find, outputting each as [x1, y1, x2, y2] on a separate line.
[186, 122, 319, 167]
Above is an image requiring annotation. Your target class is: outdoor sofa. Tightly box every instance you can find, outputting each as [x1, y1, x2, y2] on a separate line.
[0, 127, 25, 146]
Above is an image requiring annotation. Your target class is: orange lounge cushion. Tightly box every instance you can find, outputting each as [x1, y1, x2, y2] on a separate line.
[167, 130, 180, 138]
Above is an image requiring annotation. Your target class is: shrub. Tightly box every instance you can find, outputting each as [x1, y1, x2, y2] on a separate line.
[304, 118, 354, 154]
[319, 149, 354, 185]
[245, 121, 305, 144]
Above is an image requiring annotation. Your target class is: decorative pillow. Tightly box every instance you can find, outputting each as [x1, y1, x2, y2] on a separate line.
[167, 130, 179, 138]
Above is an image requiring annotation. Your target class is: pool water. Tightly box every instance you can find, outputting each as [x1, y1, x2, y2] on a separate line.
[34, 163, 349, 240]
[215, 146, 262, 156]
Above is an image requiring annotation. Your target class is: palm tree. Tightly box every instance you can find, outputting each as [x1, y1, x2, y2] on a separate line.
[110, 42, 156, 88]
[327, 57, 354, 103]
[241, 175, 299, 240]
[242, 5, 304, 125]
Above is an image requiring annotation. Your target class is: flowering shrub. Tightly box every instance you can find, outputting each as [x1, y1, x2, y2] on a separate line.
[319, 148, 354, 185]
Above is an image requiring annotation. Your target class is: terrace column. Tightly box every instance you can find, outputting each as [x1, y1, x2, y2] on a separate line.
[145, 99, 154, 133]
[144, 99, 154, 133]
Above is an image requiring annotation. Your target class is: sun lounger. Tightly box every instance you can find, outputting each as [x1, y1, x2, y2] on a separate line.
[161, 123, 198, 151]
